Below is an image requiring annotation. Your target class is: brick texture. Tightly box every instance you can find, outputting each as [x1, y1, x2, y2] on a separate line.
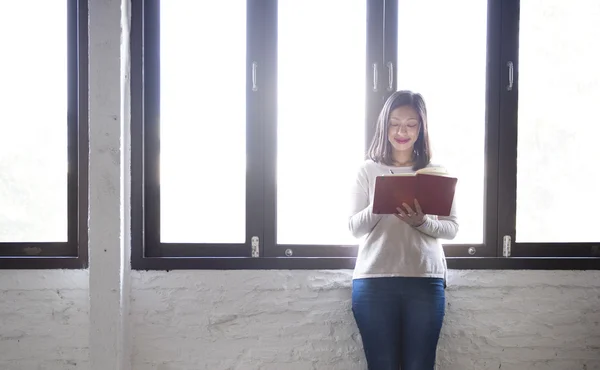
[1, 270, 599, 370]
[0, 270, 90, 370]
[130, 270, 600, 370]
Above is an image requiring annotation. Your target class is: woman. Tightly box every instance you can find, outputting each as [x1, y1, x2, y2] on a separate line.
[349, 90, 458, 370]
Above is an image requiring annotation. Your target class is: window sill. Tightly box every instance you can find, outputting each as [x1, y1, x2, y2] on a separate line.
[0, 256, 88, 269]
[131, 256, 600, 271]
[132, 256, 358, 270]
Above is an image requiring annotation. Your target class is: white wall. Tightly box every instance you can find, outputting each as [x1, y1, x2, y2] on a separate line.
[2, 270, 599, 370]
[130, 270, 600, 370]
[1, 0, 600, 369]
[0, 270, 89, 370]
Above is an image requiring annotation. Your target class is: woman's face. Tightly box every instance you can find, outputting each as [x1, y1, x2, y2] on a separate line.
[387, 105, 421, 153]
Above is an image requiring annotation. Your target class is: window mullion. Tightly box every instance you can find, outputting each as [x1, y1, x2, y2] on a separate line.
[496, 0, 520, 257]
[142, 0, 161, 257]
[480, 0, 504, 258]
[75, 0, 89, 264]
[365, 0, 386, 149]
[258, 0, 278, 257]
[382, 0, 396, 106]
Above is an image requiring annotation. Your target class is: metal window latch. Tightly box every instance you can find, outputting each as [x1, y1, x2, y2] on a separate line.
[503, 235, 511, 257]
[251, 236, 259, 257]
[252, 62, 258, 92]
[506, 61, 514, 91]
[372, 63, 378, 92]
[387, 61, 394, 91]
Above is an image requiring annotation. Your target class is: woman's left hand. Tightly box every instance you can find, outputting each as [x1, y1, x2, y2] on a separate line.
[395, 199, 426, 227]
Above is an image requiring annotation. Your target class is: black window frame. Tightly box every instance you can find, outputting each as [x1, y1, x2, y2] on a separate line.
[0, 0, 88, 270]
[492, 0, 600, 269]
[131, 0, 600, 271]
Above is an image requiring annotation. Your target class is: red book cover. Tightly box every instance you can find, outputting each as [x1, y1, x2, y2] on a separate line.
[372, 169, 457, 216]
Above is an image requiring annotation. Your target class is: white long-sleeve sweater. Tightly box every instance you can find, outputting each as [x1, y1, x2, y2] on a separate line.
[348, 160, 459, 280]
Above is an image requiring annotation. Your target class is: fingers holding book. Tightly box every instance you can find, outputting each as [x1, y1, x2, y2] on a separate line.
[395, 199, 426, 227]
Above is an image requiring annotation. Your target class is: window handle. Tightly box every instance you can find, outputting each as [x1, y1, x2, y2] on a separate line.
[507, 61, 514, 91]
[252, 61, 258, 92]
[372, 63, 378, 92]
[387, 62, 394, 91]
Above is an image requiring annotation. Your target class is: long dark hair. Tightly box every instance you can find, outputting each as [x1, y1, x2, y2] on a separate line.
[367, 90, 432, 171]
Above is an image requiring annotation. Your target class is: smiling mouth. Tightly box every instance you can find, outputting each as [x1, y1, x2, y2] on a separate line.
[395, 138, 410, 144]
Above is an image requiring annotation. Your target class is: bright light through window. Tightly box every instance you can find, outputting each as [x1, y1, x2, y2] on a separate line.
[277, 0, 366, 245]
[159, 2, 247, 244]
[0, 2, 68, 242]
[396, 0, 488, 244]
[516, 0, 600, 242]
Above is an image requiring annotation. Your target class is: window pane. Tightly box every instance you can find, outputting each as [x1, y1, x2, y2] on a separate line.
[0, 3, 68, 242]
[516, 1, 600, 243]
[396, 0, 487, 244]
[277, 0, 366, 245]
[160, 2, 246, 243]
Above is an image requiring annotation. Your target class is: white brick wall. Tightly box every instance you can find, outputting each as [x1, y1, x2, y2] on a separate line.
[1, 269, 599, 369]
[0, 270, 90, 370]
[130, 269, 600, 370]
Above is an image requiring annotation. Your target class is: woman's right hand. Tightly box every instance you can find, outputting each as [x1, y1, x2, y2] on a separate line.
[395, 199, 426, 227]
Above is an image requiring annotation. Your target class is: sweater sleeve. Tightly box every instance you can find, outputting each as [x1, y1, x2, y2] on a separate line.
[348, 166, 384, 239]
[414, 197, 459, 240]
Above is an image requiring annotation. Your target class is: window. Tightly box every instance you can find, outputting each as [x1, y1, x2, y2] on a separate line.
[495, 0, 600, 266]
[158, 1, 247, 245]
[0, 0, 87, 269]
[132, 0, 600, 270]
[515, 0, 600, 244]
[393, 0, 488, 246]
[276, 0, 366, 247]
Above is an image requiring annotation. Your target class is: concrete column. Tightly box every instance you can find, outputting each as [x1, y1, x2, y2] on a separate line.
[88, 0, 131, 369]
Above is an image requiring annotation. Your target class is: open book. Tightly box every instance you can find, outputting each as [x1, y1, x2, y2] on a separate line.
[372, 167, 457, 216]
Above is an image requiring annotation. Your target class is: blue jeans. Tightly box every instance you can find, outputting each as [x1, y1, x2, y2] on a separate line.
[351, 277, 445, 370]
